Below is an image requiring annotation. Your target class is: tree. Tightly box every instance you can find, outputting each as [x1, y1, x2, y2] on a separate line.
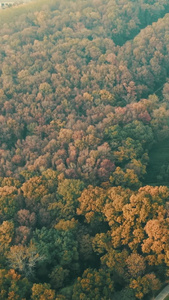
[142, 218, 169, 265]
[77, 185, 106, 225]
[113, 288, 135, 300]
[0, 269, 30, 300]
[72, 268, 114, 300]
[49, 266, 69, 290]
[126, 253, 146, 279]
[0, 221, 14, 259]
[31, 283, 55, 300]
[110, 167, 141, 188]
[17, 209, 36, 228]
[7, 242, 45, 278]
[0, 186, 19, 221]
[32, 227, 79, 281]
[129, 273, 161, 299]
[48, 178, 84, 221]
[21, 176, 49, 210]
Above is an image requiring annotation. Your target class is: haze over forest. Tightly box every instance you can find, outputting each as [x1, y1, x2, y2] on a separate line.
[1, 0, 169, 299]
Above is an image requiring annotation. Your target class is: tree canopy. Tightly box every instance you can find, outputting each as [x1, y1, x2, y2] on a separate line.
[0, 0, 169, 299]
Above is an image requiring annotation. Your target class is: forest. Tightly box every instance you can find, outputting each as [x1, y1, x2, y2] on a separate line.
[0, 0, 169, 299]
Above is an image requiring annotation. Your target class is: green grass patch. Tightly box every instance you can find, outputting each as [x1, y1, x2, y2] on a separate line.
[164, 295, 169, 300]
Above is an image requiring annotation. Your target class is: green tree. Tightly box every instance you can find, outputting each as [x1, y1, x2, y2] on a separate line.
[32, 227, 79, 281]
[0, 269, 30, 300]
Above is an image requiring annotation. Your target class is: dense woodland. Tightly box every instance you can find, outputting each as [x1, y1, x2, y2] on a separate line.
[0, 0, 169, 299]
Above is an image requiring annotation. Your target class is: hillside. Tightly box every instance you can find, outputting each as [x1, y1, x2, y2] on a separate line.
[0, 0, 169, 299]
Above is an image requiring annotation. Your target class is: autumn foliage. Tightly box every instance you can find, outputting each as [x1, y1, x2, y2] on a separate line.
[0, 0, 169, 299]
